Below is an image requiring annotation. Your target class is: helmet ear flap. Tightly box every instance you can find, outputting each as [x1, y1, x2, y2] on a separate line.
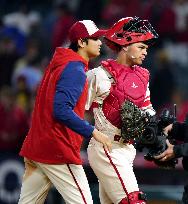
[104, 38, 122, 52]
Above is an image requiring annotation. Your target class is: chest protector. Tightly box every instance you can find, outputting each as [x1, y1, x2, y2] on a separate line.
[101, 60, 149, 128]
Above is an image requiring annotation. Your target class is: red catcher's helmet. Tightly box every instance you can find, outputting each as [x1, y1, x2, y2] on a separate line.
[105, 16, 159, 50]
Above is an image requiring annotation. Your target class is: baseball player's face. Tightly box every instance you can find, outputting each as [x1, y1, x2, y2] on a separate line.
[126, 42, 148, 65]
[85, 38, 102, 59]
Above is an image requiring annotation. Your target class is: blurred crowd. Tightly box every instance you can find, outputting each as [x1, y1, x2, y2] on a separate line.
[1, 0, 188, 154]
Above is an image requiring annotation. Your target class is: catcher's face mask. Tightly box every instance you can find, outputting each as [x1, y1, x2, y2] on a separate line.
[105, 16, 159, 50]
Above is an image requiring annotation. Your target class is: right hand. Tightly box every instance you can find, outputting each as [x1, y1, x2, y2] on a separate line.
[92, 129, 112, 152]
[154, 139, 175, 161]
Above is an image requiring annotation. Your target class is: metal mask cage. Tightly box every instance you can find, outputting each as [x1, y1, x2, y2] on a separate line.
[115, 16, 159, 41]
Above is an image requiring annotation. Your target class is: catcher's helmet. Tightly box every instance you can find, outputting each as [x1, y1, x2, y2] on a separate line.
[105, 16, 158, 50]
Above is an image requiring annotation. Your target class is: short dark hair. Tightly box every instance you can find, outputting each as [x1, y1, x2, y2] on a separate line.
[69, 39, 89, 52]
[69, 42, 78, 52]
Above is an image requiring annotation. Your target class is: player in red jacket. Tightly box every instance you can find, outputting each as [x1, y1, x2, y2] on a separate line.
[86, 17, 158, 204]
[18, 20, 112, 204]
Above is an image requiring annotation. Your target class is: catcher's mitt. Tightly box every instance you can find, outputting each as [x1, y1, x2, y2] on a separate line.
[121, 100, 148, 142]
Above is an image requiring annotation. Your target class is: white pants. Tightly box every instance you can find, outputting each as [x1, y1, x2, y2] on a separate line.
[18, 159, 93, 204]
[87, 138, 139, 204]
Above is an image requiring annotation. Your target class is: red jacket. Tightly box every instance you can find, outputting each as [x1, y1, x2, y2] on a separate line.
[20, 48, 88, 164]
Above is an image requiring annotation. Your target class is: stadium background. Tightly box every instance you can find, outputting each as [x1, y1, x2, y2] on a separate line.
[0, 0, 188, 203]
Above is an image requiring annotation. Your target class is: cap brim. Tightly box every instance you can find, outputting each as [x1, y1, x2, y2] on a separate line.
[90, 29, 107, 38]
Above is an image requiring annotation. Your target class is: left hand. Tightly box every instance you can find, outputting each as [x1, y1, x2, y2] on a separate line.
[154, 139, 175, 161]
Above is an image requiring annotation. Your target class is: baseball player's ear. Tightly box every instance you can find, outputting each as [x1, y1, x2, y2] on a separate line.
[78, 39, 85, 48]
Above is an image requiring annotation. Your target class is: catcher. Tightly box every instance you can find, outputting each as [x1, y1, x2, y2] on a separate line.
[85, 17, 158, 204]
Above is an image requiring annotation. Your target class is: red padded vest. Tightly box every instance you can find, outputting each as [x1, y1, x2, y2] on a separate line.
[101, 59, 149, 128]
